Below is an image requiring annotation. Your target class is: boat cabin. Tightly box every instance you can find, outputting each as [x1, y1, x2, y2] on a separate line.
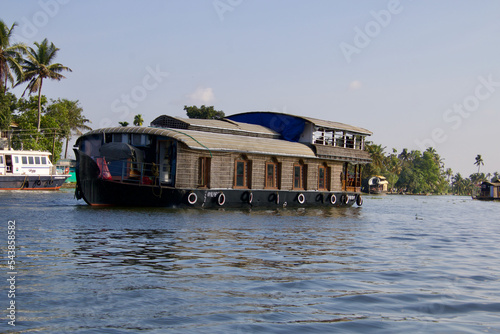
[0, 150, 55, 176]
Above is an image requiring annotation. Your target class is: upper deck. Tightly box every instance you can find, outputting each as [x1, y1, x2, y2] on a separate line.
[78, 111, 372, 164]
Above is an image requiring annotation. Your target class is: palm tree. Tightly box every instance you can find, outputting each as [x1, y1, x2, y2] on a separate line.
[398, 148, 410, 163]
[445, 168, 453, 184]
[470, 173, 487, 185]
[409, 150, 421, 162]
[119, 121, 129, 127]
[16, 38, 72, 132]
[366, 143, 386, 171]
[425, 147, 437, 155]
[474, 154, 484, 174]
[452, 173, 465, 195]
[492, 172, 500, 182]
[133, 114, 144, 126]
[0, 20, 25, 93]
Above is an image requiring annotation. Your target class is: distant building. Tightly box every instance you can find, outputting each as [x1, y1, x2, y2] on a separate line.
[0, 124, 17, 150]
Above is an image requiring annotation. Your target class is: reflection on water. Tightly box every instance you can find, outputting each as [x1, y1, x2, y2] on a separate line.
[1, 192, 499, 333]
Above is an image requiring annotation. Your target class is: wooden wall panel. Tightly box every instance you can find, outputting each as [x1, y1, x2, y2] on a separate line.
[174, 144, 350, 192]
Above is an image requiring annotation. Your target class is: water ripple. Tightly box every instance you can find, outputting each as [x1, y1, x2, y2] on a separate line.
[1, 194, 499, 333]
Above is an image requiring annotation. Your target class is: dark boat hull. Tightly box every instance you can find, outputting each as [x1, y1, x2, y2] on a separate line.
[0, 175, 68, 190]
[473, 196, 500, 201]
[75, 150, 362, 208]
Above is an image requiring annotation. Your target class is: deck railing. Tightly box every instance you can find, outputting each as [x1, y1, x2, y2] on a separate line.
[95, 157, 168, 186]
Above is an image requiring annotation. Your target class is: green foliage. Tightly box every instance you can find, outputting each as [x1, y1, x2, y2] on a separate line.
[184, 105, 225, 120]
[469, 173, 488, 185]
[133, 114, 144, 126]
[395, 151, 448, 194]
[451, 173, 473, 196]
[450, 156, 499, 196]
[0, 20, 25, 92]
[10, 96, 61, 162]
[0, 90, 17, 129]
[364, 144, 498, 195]
[46, 98, 90, 158]
[15, 38, 72, 131]
[0, 94, 90, 163]
[0, 28, 88, 162]
[119, 121, 129, 127]
[474, 154, 484, 174]
[47, 98, 90, 135]
[364, 144, 449, 194]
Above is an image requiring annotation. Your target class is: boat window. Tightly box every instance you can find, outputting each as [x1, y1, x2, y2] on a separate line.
[313, 128, 334, 146]
[22, 156, 28, 164]
[0, 156, 3, 164]
[293, 162, 307, 190]
[318, 166, 325, 190]
[132, 134, 142, 146]
[198, 157, 211, 188]
[346, 134, 355, 148]
[112, 133, 123, 143]
[14, 156, 19, 164]
[335, 132, 345, 147]
[28, 156, 34, 165]
[42, 157, 47, 164]
[35, 156, 41, 164]
[318, 164, 330, 191]
[234, 159, 251, 189]
[265, 162, 280, 189]
[80, 134, 103, 156]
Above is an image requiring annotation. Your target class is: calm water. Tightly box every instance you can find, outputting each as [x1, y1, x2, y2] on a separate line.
[1, 190, 499, 333]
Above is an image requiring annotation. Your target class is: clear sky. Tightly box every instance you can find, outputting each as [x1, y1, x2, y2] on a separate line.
[2, 0, 500, 176]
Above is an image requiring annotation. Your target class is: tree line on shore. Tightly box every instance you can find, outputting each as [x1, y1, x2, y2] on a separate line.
[363, 143, 497, 195]
[0, 19, 89, 162]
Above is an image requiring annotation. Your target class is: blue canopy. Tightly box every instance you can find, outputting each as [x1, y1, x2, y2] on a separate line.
[227, 112, 305, 142]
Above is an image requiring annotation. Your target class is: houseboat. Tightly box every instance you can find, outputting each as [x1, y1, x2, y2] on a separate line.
[0, 149, 69, 190]
[473, 181, 500, 201]
[74, 112, 372, 208]
[362, 175, 389, 194]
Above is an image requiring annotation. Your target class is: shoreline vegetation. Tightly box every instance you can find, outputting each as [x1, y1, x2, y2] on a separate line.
[363, 144, 497, 197]
[0, 19, 88, 162]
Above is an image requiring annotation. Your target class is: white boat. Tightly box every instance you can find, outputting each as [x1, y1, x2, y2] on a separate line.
[0, 149, 69, 190]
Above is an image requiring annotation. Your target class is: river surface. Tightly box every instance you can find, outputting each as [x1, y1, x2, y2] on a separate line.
[1, 190, 499, 333]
